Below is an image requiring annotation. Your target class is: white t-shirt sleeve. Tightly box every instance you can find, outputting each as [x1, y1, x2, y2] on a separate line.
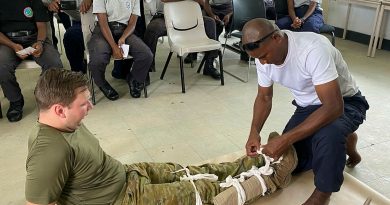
[132, 0, 141, 16]
[93, 0, 107, 14]
[306, 46, 338, 85]
[255, 59, 273, 87]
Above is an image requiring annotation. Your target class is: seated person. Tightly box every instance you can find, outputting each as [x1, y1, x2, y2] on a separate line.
[0, 0, 63, 122]
[88, 0, 153, 100]
[44, 0, 92, 73]
[275, 0, 324, 33]
[26, 68, 298, 205]
[143, 0, 221, 80]
[201, 0, 233, 40]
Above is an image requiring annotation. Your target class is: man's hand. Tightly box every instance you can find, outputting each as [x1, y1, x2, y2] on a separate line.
[118, 37, 126, 47]
[112, 45, 123, 60]
[80, 0, 92, 13]
[246, 133, 261, 157]
[48, 0, 61, 12]
[222, 14, 231, 25]
[32, 42, 44, 58]
[261, 135, 290, 159]
[291, 17, 302, 29]
[13, 44, 29, 59]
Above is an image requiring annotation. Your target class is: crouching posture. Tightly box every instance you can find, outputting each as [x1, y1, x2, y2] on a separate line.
[25, 69, 297, 205]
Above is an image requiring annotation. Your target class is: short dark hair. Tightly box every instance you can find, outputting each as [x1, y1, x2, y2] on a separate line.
[34, 69, 89, 111]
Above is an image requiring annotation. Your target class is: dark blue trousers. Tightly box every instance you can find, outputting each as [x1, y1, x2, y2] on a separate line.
[283, 91, 369, 192]
[276, 5, 324, 33]
[63, 21, 86, 73]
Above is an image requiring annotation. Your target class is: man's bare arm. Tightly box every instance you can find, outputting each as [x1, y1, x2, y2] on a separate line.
[287, 0, 297, 20]
[301, 1, 317, 22]
[0, 32, 17, 48]
[246, 85, 273, 156]
[263, 79, 343, 158]
[119, 14, 138, 42]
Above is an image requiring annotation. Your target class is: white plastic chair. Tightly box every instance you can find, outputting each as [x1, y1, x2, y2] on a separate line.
[160, 1, 224, 93]
[80, 8, 98, 104]
[80, 9, 147, 105]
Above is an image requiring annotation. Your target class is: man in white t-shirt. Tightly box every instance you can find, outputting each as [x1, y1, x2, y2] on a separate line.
[241, 18, 369, 205]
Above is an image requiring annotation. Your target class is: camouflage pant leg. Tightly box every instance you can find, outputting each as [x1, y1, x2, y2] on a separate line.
[122, 156, 264, 205]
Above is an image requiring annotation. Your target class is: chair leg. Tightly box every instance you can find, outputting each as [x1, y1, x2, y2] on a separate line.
[179, 56, 186, 93]
[56, 20, 63, 55]
[161, 51, 173, 80]
[222, 35, 228, 55]
[0, 100, 3, 119]
[197, 55, 207, 73]
[331, 31, 335, 46]
[88, 67, 96, 105]
[144, 84, 148, 98]
[218, 50, 225, 85]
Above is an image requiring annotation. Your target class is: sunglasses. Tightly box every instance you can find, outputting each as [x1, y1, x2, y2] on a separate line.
[240, 30, 278, 51]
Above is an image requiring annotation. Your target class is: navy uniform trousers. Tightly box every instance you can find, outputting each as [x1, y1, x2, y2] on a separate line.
[283, 91, 369, 192]
[276, 5, 324, 33]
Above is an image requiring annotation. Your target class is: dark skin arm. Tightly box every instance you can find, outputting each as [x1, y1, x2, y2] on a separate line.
[289, 0, 318, 29]
[261, 79, 344, 159]
[202, 0, 222, 23]
[287, 0, 299, 27]
[31, 22, 47, 57]
[118, 14, 138, 46]
[96, 13, 123, 59]
[0, 32, 28, 59]
[301, 1, 317, 22]
[245, 85, 273, 156]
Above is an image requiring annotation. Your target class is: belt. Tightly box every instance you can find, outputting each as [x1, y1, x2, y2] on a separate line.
[6, 30, 36, 37]
[108, 22, 127, 28]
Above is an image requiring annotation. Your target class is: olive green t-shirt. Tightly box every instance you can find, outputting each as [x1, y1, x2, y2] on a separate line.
[25, 123, 126, 205]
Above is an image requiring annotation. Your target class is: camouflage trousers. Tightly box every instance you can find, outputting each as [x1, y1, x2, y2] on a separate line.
[121, 135, 297, 205]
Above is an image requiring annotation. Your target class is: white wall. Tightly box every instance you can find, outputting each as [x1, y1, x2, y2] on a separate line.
[326, 0, 390, 39]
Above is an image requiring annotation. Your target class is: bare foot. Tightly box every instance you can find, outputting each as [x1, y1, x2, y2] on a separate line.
[302, 188, 331, 205]
[346, 132, 361, 168]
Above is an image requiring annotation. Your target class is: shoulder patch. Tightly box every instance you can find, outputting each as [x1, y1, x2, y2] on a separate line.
[23, 7, 34, 18]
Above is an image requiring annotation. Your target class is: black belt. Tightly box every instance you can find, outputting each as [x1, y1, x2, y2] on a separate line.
[6, 30, 36, 37]
[108, 22, 127, 28]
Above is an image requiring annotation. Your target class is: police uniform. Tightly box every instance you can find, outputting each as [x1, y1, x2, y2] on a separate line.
[208, 0, 232, 39]
[0, 0, 63, 122]
[88, 0, 153, 99]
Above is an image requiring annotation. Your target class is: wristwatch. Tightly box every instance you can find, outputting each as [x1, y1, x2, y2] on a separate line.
[37, 40, 46, 45]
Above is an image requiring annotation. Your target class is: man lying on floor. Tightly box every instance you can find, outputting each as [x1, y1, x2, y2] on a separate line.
[25, 68, 297, 205]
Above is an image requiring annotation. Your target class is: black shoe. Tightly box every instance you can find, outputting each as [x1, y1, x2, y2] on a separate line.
[128, 79, 144, 98]
[203, 60, 221, 80]
[7, 97, 24, 122]
[184, 53, 197, 64]
[99, 83, 119, 101]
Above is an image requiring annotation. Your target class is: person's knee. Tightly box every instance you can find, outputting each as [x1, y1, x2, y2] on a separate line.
[302, 15, 323, 33]
[64, 27, 82, 45]
[88, 40, 110, 65]
[0, 65, 14, 82]
[144, 19, 166, 40]
[312, 123, 346, 153]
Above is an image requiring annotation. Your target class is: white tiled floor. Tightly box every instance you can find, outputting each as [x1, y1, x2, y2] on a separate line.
[0, 35, 390, 204]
